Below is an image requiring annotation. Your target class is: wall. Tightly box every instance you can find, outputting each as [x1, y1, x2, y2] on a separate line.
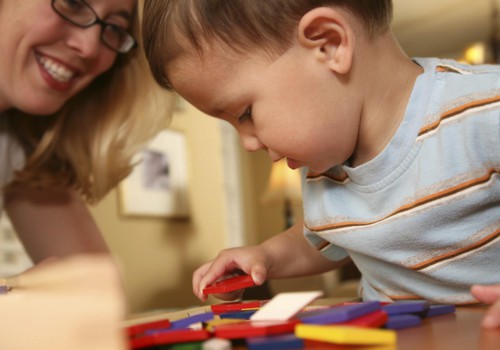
[90, 101, 229, 314]
[393, 0, 494, 59]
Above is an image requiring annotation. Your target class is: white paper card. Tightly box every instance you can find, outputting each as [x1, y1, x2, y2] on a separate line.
[250, 291, 323, 321]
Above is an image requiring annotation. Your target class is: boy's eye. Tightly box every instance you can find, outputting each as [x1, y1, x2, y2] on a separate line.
[238, 107, 252, 125]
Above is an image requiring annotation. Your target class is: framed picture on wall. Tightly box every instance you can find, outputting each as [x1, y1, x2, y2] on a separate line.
[119, 129, 189, 218]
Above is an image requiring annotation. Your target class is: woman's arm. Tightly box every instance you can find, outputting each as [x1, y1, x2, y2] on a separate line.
[4, 186, 109, 264]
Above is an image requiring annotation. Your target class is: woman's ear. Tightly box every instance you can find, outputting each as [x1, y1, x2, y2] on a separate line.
[297, 7, 354, 74]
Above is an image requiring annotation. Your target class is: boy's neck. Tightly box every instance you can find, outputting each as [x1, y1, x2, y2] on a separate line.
[349, 31, 423, 167]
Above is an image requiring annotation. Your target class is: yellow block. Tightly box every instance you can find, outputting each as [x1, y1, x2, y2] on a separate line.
[204, 318, 246, 332]
[295, 324, 397, 345]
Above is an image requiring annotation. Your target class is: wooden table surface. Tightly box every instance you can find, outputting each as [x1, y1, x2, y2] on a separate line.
[126, 303, 500, 349]
[391, 306, 499, 350]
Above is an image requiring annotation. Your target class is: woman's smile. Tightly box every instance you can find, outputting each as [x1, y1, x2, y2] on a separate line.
[35, 51, 79, 91]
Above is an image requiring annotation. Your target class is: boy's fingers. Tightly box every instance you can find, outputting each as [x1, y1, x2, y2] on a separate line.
[197, 261, 241, 299]
[192, 262, 213, 301]
[482, 300, 500, 328]
[471, 285, 500, 304]
[471, 285, 500, 328]
[250, 265, 267, 286]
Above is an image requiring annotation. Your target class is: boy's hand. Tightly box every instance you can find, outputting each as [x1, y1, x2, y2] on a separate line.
[192, 245, 269, 302]
[471, 284, 500, 328]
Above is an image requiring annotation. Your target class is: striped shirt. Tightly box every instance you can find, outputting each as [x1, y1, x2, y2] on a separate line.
[303, 57, 500, 305]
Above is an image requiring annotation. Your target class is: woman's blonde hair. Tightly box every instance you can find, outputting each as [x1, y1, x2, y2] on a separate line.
[5, 1, 174, 203]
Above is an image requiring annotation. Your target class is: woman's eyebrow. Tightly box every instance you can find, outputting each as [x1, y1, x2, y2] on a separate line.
[115, 10, 132, 21]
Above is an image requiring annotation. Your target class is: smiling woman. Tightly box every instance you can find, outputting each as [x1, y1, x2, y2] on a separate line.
[0, 0, 173, 265]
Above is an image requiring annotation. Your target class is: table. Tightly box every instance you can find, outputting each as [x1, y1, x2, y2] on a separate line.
[391, 307, 499, 350]
[126, 303, 500, 349]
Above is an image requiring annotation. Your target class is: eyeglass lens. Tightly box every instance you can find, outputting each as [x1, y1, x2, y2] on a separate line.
[52, 0, 135, 53]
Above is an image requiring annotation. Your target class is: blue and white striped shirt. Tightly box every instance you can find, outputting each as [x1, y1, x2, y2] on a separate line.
[303, 57, 500, 305]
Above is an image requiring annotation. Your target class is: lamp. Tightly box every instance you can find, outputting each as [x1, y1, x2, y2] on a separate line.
[261, 159, 302, 229]
[462, 0, 500, 64]
[464, 42, 487, 65]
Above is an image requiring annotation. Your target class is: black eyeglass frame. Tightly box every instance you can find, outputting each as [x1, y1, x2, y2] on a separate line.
[51, 0, 137, 54]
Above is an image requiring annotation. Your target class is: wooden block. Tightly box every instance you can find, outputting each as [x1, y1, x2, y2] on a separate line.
[218, 310, 256, 320]
[385, 314, 422, 330]
[382, 301, 429, 315]
[169, 312, 215, 330]
[295, 325, 397, 345]
[127, 319, 171, 337]
[211, 301, 267, 314]
[247, 333, 304, 350]
[203, 275, 256, 295]
[298, 301, 381, 324]
[417, 304, 456, 318]
[214, 320, 299, 339]
[204, 319, 246, 332]
[130, 329, 210, 349]
[338, 310, 388, 328]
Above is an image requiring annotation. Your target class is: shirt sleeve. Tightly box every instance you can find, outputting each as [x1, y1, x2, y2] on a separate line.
[303, 226, 349, 262]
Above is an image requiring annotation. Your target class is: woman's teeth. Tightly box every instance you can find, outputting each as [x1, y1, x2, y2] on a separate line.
[38, 55, 76, 82]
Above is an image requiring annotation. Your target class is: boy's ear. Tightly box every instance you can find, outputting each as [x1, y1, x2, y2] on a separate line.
[297, 7, 354, 74]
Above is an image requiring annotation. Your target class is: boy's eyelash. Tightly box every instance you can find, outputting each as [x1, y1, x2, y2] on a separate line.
[238, 107, 252, 125]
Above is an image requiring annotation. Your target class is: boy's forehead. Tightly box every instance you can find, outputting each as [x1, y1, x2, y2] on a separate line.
[168, 52, 239, 115]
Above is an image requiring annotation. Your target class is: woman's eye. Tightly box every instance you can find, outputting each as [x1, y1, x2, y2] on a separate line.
[238, 107, 252, 125]
[61, 0, 85, 11]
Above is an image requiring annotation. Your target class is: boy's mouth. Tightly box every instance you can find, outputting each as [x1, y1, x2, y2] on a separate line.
[287, 158, 300, 170]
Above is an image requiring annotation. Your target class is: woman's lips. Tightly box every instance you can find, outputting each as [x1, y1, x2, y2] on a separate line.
[35, 52, 78, 91]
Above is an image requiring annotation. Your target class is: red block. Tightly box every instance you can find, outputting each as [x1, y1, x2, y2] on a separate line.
[211, 300, 267, 314]
[203, 275, 256, 295]
[129, 329, 210, 349]
[339, 310, 388, 328]
[214, 320, 299, 339]
[127, 319, 171, 337]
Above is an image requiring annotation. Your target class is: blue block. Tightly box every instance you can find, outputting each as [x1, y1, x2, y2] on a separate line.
[218, 310, 256, 320]
[247, 334, 304, 350]
[144, 312, 215, 334]
[385, 314, 422, 330]
[382, 301, 429, 315]
[170, 312, 215, 330]
[298, 301, 381, 324]
[418, 304, 456, 318]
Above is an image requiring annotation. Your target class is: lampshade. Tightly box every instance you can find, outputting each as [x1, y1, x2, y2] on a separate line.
[464, 42, 487, 64]
[261, 159, 302, 205]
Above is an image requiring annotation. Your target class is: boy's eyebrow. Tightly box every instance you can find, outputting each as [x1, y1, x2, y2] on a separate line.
[210, 99, 234, 119]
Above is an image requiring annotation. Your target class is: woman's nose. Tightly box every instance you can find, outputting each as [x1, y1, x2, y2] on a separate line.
[66, 25, 103, 58]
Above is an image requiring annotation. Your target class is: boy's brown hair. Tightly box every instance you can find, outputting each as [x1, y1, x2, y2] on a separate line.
[142, 0, 393, 90]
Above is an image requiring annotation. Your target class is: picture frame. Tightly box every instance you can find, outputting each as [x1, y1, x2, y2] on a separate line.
[119, 129, 189, 218]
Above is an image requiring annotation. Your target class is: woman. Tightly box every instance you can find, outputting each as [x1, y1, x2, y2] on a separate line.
[0, 0, 172, 264]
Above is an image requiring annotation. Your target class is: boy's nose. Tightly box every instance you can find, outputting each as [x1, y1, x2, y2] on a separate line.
[66, 26, 102, 58]
[241, 133, 265, 152]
